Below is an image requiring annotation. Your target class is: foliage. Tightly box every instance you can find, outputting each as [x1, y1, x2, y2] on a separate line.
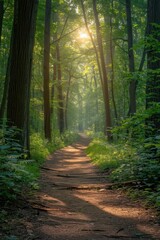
[111, 109, 160, 209]
[0, 127, 78, 202]
[85, 130, 105, 139]
[112, 105, 160, 143]
[86, 137, 135, 171]
[4, 236, 18, 240]
[86, 130, 160, 210]
[0, 127, 37, 201]
[61, 130, 79, 145]
[30, 130, 79, 158]
[30, 133, 50, 164]
[30, 130, 78, 175]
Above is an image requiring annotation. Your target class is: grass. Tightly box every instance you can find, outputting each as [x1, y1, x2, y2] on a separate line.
[86, 138, 135, 171]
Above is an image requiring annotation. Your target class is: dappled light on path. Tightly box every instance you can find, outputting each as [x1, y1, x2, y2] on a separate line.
[30, 135, 160, 240]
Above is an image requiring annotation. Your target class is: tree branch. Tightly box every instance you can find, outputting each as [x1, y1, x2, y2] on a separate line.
[51, 27, 80, 44]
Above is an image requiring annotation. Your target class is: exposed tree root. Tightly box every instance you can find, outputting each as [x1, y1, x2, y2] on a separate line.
[51, 180, 141, 191]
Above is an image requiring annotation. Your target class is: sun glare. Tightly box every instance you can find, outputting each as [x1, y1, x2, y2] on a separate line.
[79, 32, 89, 39]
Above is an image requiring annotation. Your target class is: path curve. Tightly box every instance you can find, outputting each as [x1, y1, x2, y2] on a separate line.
[20, 134, 160, 239]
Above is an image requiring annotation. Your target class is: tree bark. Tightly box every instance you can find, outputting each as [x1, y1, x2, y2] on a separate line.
[109, 17, 118, 121]
[80, 0, 103, 89]
[92, 0, 112, 139]
[0, 44, 11, 120]
[56, 44, 65, 134]
[51, 61, 56, 115]
[92, 66, 99, 131]
[43, 0, 52, 141]
[125, 0, 137, 115]
[104, 1, 118, 121]
[0, 0, 4, 46]
[64, 72, 72, 130]
[146, 0, 160, 134]
[7, 0, 38, 152]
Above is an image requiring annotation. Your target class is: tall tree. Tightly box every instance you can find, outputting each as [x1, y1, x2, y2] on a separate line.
[146, 0, 160, 135]
[0, 2, 14, 120]
[43, 0, 52, 141]
[6, 0, 38, 152]
[80, 0, 103, 88]
[0, 0, 4, 46]
[64, 70, 72, 130]
[0, 44, 11, 119]
[92, 0, 112, 139]
[104, 0, 118, 121]
[56, 43, 65, 134]
[125, 0, 137, 115]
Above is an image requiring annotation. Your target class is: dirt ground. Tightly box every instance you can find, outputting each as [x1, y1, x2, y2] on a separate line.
[1, 134, 160, 240]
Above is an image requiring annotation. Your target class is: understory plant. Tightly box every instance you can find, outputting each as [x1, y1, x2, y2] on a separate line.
[0, 128, 79, 202]
[30, 130, 79, 161]
[86, 110, 160, 209]
[0, 127, 37, 202]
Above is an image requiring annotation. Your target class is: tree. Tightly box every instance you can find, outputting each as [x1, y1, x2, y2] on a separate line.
[0, 43, 11, 120]
[64, 70, 72, 130]
[125, 0, 137, 115]
[0, 0, 4, 46]
[92, 0, 112, 139]
[103, 0, 118, 121]
[56, 43, 65, 134]
[146, 0, 160, 135]
[43, 0, 52, 141]
[0, 0, 11, 120]
[6, 0, 39, 152]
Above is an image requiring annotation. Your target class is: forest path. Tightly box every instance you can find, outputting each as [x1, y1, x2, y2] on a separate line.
[23, 134, 160, 239]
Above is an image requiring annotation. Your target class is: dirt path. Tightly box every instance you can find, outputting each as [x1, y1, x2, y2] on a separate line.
[5, 134, 160, 239]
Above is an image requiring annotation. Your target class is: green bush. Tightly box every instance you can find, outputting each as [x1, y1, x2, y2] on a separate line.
[30, 133, 50, 164]
[0, 127, 37, 201]
[61, 131, 79, 145]
[86, 132, 160, 210]
[86, 138, 135, 171]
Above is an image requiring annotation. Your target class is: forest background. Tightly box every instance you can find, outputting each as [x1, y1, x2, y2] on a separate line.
[0, 0, 160, 211]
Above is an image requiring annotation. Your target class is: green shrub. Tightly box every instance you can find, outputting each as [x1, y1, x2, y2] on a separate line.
[0, 127, 37, 201]
[86, 138, 135, 171]
[87, 133, 160, 210]
[30, 133, 49, 164]
[61, 130, 79, 145]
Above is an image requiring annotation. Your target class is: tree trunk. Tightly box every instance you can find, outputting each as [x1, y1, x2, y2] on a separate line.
[0, 0, 4, 46]
[104, 1, 118, 122]
[80, 0, 103, 90]
[65, 72, 71, 130]
[51, 61, 56, 115]
[92, 0, 112, 140]
[43, 0, 52, 141]
[146, 0, 160, 135]
[0, 0, 5, 119]
[78, 89, 83, 132]
[0, 25, 13, 120]
[7, 0, 38, 152]
[125, 0, 137, 115]
[56, 44, 65, 134]
[92, 66, 99, 131]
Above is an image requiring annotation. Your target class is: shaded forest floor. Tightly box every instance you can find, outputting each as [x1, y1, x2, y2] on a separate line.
[1, 134, 160, 240]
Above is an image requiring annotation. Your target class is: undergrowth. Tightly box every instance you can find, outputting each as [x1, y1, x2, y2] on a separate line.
[86, 138, 135, 171]
[0, 127, 37, 202]
[0, 128, 78, 203]
[0, 127, 78, 240]
[86, 122, 160, 211]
